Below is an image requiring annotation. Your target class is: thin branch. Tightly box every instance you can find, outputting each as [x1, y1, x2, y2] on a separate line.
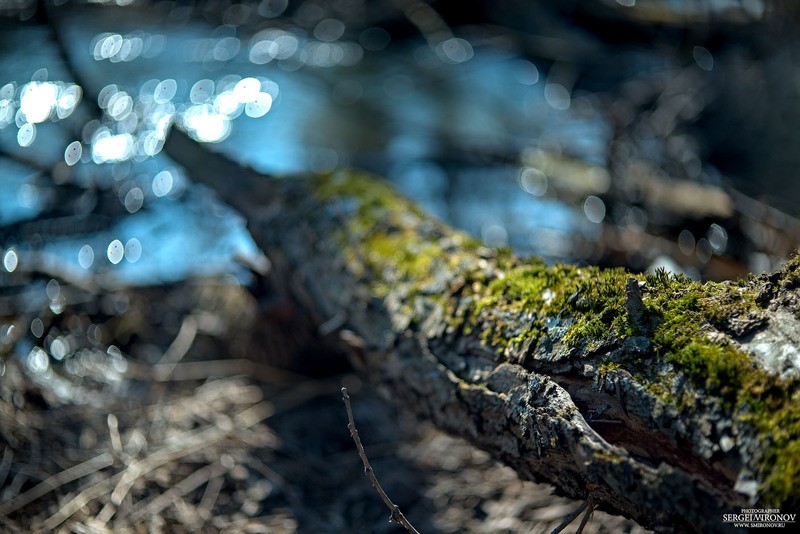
[107, 414, 123, 457]
[391, 0, 453, 47]
[0, 452, 114, 516]
[43, 472, 124, 531]
[197, 470, 225, 524]
[575, 497, 595, 534]
[247, 456, 310, 522]
[123, 461, 226, 524]
[341, 387, 420, 534]
[124, 358, 304, 384]
[38, 0, 102, 111]
[153, 315, 198, 380]
[0, 447, 13, 489]
[549, 499, 589, 534]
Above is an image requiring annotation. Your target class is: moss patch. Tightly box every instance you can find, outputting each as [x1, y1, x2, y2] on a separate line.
[310, 169, 482, 310]
[467, 262, 638, 357]
[644, 268, 800, 507]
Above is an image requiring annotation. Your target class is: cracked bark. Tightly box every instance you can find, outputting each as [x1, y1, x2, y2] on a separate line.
[164, 128, 800, 533]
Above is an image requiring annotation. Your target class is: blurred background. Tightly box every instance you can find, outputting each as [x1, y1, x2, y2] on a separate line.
[1, 1, 799, 532]
[1, 0, 799, 287]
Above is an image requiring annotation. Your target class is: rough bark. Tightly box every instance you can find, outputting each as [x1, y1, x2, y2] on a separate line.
[164, 128, 800, 533]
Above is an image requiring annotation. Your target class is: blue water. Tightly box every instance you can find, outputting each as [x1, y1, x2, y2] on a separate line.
[0, 9, 612, 286]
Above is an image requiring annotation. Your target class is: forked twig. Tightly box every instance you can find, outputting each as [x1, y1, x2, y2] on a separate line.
[0, 452, 114, 516]
[123, 461, 227, 523]
[341, 388, 420, 534]
[549, 496, 595, 534]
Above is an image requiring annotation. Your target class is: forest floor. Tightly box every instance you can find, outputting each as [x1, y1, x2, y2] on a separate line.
[0, 277, 649, 533]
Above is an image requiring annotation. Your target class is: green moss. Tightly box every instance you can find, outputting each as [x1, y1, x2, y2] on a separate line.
[593, 449, 625, 464]
[310, 170, 484, 329]
[644, 270, 800, 507]
[313, 170, 423, 219]
[664, 341, 752, 408]
[314, 172, 424, 274]
[466, 262, 639, 355]
[468, 262, 556, 351]
[467, 259, 800, 506]
[754, 393, 800, 507]
[598, 359, 623, 380]
[561, 267, 637, 347]
[644, 274, 765, 404]
[779, 254, 800, 289]
[364, 232, 439, 280]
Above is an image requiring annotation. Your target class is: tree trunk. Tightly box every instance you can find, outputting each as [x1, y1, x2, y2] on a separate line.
[164, 128, 800, 533]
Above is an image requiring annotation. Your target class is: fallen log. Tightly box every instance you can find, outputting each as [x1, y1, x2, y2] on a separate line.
[164, 127, 800, 533]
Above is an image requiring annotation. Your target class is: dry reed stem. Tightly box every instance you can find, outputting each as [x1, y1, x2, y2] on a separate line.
[342, 387, 421, 534]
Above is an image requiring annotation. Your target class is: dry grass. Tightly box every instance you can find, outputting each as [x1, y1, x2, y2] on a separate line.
[0, 278, 648, 533]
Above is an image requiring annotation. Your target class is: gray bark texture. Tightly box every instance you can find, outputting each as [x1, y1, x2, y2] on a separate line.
[164, 128, 800, 533]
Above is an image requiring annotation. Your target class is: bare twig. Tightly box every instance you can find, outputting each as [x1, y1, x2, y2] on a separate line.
[0, 452, 114, 516]
[0, 447, 13, 489]
[123, 461, 227, 524]
[549, 499, 590, 534]
[197, 470, 225, 523]
[341, 387, 420, 534]
[248, 456, 309, 521]
[43, 472, 124, 531]
[153, 316, 198, 380]
[575, 497, 595, 534]
[107, 414, 123, 457]
[145, 358, 302, 384]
